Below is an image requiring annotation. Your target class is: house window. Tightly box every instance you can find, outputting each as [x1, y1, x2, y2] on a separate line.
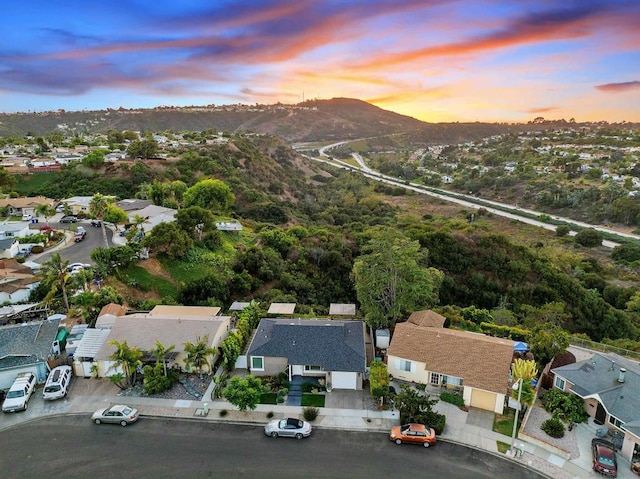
[304, 365, 323, 372]
[609, 415, 623, 428]
[397, 360, 412, 372]
[251, 356, 264, 371]
[446, 376, 463, 386]
[430, 372, 441, 385]
[554, 376, 566, 390]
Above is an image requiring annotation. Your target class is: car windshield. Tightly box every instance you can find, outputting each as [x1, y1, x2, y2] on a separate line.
[6, 390, 25, 398]
[121, 407, 133, 415]
[598, 454, 616, 467]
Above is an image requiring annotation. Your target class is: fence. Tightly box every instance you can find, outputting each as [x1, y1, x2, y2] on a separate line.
[570, 336, 640, 361]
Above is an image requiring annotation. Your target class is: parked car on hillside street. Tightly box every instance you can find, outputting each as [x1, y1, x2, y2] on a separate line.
[92, 405, 139, 426]
[2, 372, 36, 413]
[390, 423, 436, 447]
[264, 418, 312, 439]
[60, 215, 78, 223]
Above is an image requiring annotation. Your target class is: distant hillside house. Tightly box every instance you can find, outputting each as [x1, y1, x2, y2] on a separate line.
[0, 196, 54, 217]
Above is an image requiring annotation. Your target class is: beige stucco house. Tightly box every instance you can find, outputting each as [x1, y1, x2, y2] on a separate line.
[387, 321, 514, 414]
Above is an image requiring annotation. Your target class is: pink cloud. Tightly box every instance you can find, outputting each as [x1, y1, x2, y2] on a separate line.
[595, 81, 640, 93]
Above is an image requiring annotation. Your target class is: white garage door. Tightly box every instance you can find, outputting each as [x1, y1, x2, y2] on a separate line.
[331, 371, 358, 390]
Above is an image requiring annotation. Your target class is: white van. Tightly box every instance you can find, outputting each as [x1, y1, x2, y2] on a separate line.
[43, 366, 72, 400]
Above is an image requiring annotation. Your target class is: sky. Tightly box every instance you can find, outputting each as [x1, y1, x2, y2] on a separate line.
[1, 0, 639, 123]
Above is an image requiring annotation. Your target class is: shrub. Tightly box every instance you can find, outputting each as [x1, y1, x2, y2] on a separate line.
[142, 364, 179, 395]
[266, 411, 274, 419]
[556, 225, 571, 237]
[541, 417, 565, 438]
[302, 407, 320, 422]
[541, 389, 588, 424]
[219, 409, 228, 417]
[369, 361, 390, 398]
[276, 396, 285, 404]
[301, 382, 314, 393]
[426, 412, 446, 435]
[31, 245, 44, 254]
[440, 391, 465, 407]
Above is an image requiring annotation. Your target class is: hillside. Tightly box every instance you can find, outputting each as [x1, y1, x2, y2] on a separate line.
[0, 98, 604, 145]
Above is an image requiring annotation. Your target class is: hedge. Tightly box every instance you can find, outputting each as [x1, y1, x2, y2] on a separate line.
[480, 322, 528, 341]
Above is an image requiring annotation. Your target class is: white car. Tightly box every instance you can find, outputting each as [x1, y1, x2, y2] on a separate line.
[2, 372, 36, 412]
[92, 405, 139, 426]
[264, 418, 312, 439]
[67, 263, 91, 273]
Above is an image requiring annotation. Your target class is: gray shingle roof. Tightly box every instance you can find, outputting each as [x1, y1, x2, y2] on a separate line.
[247, 318, 366, 372]
[0, 319, 60, 369]
[552, 353, 640, 423]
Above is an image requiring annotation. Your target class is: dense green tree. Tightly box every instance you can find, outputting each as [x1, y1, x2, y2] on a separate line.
[103, 204, 128, 225]
[91, 245, 140, 275]
[611, 243, 640, 263]
[142, 222, 193, 258]
[527, 323, 570, 367]
[82, 149, 106, 168]
[392, 385, 443, 429]
[223, 375, 265, 412]
[183, 178, 235, 211]
[0, 167, 17, 193]
[352, 230, 444, 329]
[178, 274, 229, 306]
[574, 229, 603, 247]
[175, 206, 214, 240]
[127, 138, 158, 159]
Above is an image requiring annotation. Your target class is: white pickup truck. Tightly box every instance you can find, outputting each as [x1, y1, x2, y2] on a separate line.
[2, 372, 36, 412]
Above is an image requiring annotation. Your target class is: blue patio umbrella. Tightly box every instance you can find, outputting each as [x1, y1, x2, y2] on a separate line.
[513, 341, 529, 353]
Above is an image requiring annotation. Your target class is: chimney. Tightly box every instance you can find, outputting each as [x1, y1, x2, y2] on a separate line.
[618, 368, 626, 383]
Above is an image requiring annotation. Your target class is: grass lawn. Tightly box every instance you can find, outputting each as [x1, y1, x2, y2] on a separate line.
[260, 393, 277, 405]
[15, 172, 58, 195]
[493, 409, 517, 438]
[496, 441, 511, 454]
[301, 393, 325, 407]
[120, 265, 177, 300]
[159, 256, 216, 284]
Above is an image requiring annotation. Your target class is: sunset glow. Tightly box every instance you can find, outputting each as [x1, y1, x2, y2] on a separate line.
[1, 0, 638, 122]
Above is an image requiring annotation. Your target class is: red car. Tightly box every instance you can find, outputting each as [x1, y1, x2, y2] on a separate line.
[390, 423, 436, 447]
[592, 438, 618, 477]
[74, 231, 86, 242]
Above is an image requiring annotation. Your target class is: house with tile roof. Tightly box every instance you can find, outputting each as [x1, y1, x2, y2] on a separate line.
[387, 322, 514, 413]
[94, 305, 230, 377]
[0, 196, 54, 217]
[552, 353, 640, 462]
[0, 318, 60, 389]
[246, 318, 367, 390]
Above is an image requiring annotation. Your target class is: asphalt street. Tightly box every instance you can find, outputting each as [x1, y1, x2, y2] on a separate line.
[35, 220, 114, 266]
[0, 417, 547, 479]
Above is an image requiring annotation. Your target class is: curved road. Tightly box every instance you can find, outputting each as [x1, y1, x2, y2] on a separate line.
[303, 141, 640, 248]
[0, 417, 546, 479]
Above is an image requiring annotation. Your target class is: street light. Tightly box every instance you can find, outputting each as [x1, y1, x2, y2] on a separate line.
[510, 377, 523, 456]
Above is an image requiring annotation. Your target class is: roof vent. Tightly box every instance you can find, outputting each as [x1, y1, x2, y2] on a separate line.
[618, 368, 626, 383]
[610, 360, 616, 371]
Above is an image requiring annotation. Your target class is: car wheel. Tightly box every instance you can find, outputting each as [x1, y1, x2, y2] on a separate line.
[423, 442, 430, 448]
[24, 403, 28, 411]
[94, 419, 101, 425]
[295, 433, 303, 440]
[395, 439, 402, 445]
[120, 420, 128, 427]
[270, 432, 278, 438]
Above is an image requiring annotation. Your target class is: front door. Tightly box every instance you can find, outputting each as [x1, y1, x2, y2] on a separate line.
[595, 402, 606, 425]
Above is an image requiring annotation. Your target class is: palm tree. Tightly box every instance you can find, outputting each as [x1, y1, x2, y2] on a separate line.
[39, 252, 71, 311]
[152, 340, 176, 377]
[108, 339, 143, 388]
[34, 203, 56, 225]
[183, 335, 217, 377]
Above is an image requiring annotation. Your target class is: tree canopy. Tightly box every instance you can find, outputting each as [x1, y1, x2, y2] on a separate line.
[183, 178, 235, 212]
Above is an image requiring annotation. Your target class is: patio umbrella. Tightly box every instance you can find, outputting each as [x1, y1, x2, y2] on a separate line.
[513, 341, 529, 353]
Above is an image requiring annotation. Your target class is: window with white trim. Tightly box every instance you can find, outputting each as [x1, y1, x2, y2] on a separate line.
[430, 372, 441, 385]
[397, 360, 412, 372]
[609, 415, 623, 428]
[554, 376, 566, 390]
[251, 356, 264, 371]
[304, 365, 323, 371]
